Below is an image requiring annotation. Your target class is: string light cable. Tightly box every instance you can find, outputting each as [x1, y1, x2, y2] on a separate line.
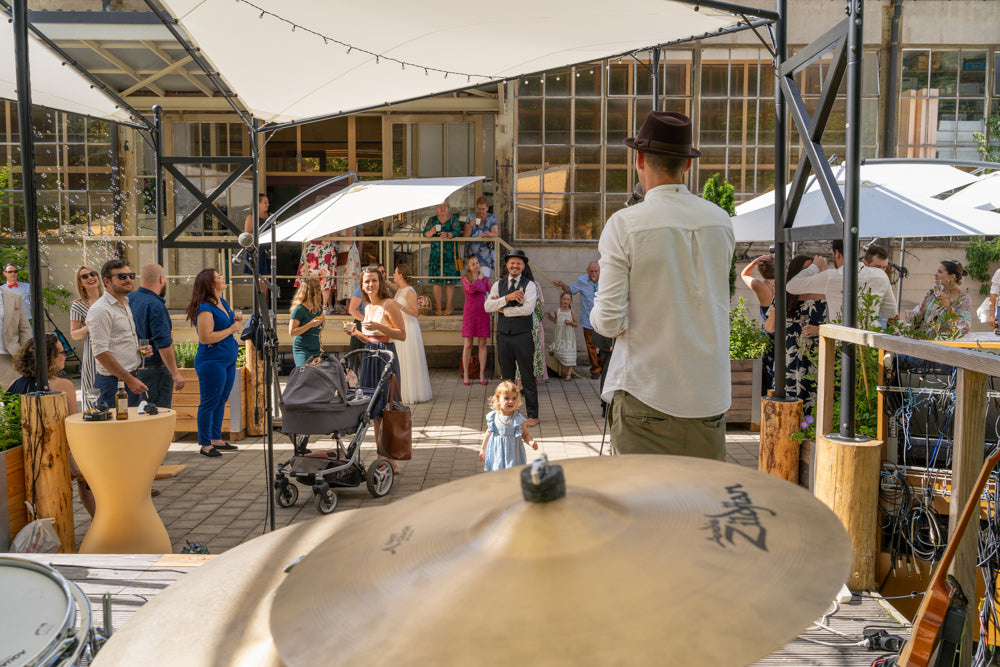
[234, 0, 493, 83]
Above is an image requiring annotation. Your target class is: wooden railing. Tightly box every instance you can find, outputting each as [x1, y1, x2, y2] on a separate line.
[817, 323, 1000, 660]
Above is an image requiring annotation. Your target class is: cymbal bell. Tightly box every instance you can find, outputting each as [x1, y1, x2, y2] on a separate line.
[271, 455, 850, 667]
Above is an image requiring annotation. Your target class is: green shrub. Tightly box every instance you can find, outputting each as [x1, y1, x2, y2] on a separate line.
[730, 297, 771, 360]
[174, 342, 198, 368]
[0, 393, 22, 452]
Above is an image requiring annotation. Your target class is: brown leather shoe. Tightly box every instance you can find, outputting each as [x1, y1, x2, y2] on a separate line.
[590, 372, 600, 380]
[151, 488, 161, 497]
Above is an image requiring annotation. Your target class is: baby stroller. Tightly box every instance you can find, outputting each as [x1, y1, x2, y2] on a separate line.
[273, 348, 396, 514]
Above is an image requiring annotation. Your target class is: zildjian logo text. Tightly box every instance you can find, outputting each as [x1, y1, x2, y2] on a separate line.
[702, 484, 775, 552]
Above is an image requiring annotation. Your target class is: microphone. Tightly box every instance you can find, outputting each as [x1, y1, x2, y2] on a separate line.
[888, 261, 908, 278]
[232, 232, 256, 266]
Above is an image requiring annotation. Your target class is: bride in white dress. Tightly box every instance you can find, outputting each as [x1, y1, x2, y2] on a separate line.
[392, 264, 433, 404]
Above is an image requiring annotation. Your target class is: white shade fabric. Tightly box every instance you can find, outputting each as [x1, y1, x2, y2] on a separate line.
[1, 16, 134, 122]
[735, 163, 978, 215]
[732, 180, 1000, 241]
[159, 0, 752, 123]
[271, 176, 484, 243]
[947, 172, 1000, 211]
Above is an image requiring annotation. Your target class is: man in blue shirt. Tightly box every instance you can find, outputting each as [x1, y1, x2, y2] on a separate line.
[130, 264, 185, 407]
[556, 261, 601, 379]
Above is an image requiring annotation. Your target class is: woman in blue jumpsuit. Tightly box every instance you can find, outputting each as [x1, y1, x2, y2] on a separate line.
[185, 269, 242, 457]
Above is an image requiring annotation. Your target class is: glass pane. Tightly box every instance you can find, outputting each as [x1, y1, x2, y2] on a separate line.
[546, 69, 571, 97]
[636, 58, 659, 97]
[928, 50, 959, 95]
[697, 147, 726, 192]
[635, 98, 652, 124]
[573, 193, 602, 240]
[87, 145, 112, 168]
[575, 145, 601, 166]
[760, 64, 774, 97]
[417, 123, 444, 177]
[996, 54, 1000, 96]
[519, 74, 543, 96]
[901, 50, 929, 92]
[518, 146, 543, 172]
[66, 115, 86, 143]
[574, 166, 600, 192]
[862, 52, 880, 96]
[701, 62, 729, 97]
[607, 62, 630, 96]
[67, 172, 86, 190]
[604, 196, 625, 221]
[546, 146, 571, 167]
[35, 169, 59, 190]
[88, 119, 111, 144]
[33, 110, 58, 142]
[518, 98, 543, 145]
[543, 206, 569, 240]
[34, 144, 59, 167]
[544, 99, 571, 144]
[861, 98, 879, 147]
[302, 117, 347, 172]
[730, 62, 747, 97]
[662, 98, 688, 115]
[574, 98, 601, 144]
[606, 99, 630, 144]
[356, 116, 382, 165]
[664, 62, 690, 96]
[89, 172, 112, 191]
[700, 99, 727, 145]
[575, 64, 601, 96]
[959, 51, 987, 96]
[516, 205, 541, 240]
[728, 100, 746, 145]
[446, 123, 472, 176]
[606, 146, 629, 168]
[265, 127, 297, 171]
[606, 167, 628, 193]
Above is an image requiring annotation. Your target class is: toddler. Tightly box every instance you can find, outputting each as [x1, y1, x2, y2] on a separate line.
[479, 380, 538, 471]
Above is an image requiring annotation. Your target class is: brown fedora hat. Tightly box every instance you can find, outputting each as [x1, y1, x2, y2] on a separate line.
[624, 110, 702, 158]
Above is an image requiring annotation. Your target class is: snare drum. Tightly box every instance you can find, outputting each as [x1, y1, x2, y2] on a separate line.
[0, 557, 94, 667]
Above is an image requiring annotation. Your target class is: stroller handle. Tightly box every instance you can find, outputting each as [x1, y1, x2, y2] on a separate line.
[339, 347, 397, 422]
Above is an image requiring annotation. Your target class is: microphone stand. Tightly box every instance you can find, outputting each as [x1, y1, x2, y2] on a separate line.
[240, 245, 282, 532]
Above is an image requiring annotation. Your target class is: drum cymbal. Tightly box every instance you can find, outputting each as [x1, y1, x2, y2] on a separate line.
[92, 511, 357, 667]
[270, 455, 851, 667]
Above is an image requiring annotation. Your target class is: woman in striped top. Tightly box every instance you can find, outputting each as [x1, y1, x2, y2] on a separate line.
[69, 265, 103, 410]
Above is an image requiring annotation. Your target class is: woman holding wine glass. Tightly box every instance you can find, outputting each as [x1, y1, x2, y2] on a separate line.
[910, 259, 972, 340]
[69, 265, 103, 410]
[184, 269, 242, 458]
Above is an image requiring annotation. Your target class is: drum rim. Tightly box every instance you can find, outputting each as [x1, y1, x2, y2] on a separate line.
[0, 556, 81, 667]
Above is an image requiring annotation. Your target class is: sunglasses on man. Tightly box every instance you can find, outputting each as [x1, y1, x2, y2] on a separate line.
[112, 272, 136, 281]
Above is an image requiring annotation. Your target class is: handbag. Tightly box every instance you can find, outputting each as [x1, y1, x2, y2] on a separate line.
[376, 374, 412, 460]
[455, 256, 464, 273]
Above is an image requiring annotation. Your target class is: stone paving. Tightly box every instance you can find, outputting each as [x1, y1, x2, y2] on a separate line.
[70, 370, 761, 554]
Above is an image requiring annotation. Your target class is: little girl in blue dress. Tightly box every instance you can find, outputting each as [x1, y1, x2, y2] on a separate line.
[479, 380, 539, 471]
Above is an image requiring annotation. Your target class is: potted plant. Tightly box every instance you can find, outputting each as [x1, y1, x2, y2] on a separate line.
[0, 392, 25, 549]
[728, 297, 770, 424]
[170, 342, 245, 440]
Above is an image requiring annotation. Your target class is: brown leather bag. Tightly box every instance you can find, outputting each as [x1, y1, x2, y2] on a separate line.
[376, 374, 412, 460]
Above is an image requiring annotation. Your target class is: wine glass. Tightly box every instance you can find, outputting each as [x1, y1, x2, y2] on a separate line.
[84, 387, 100, 411]
[139, 339, 149, 370]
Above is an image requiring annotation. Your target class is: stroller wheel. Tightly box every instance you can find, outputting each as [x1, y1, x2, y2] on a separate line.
[315, 487, 338, 514]
[277, 483, 299, 508]
[366, 459, 395, 498]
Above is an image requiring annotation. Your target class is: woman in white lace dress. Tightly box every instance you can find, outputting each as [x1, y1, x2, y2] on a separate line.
[391, 264, 432, 404]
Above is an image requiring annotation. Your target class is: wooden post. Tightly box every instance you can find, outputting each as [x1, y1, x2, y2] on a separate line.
[758, 397, 803, 483]
[244, 339, 265, 437]
[815, 333, 836, 437]
[21, 392, 74, 553]
[950, 368, 987, 667]
[814, 433, 882, 590]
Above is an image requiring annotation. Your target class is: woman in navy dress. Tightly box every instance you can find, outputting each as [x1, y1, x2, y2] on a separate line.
[185, 269, 242, 458]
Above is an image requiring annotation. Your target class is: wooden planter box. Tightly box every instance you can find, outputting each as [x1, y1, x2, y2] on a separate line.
[173, 367, 246, 441]
[1, 445, 26, 550]
[726, 358, 762, 425]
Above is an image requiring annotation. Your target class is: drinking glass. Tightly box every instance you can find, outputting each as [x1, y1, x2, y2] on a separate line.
[139, 339, 149, 370]
[84, 387, 101, 410]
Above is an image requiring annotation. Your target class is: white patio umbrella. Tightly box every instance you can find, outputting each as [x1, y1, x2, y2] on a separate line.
[732, 180, 1000, 242]
[735, 163, 978, 215]
[270, 176, 484, 243]
[946, 172, 1000, 211]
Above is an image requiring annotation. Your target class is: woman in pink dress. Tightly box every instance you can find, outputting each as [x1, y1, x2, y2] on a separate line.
[461, 256, 491, 385]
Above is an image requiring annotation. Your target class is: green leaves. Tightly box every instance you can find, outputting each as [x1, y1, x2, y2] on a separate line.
[0, 393, 22, 452]
[730, 297, 771, 360]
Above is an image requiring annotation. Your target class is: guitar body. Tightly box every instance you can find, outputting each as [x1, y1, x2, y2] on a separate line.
[895, 448, 1000, 666]
[895, 581, 953, 666]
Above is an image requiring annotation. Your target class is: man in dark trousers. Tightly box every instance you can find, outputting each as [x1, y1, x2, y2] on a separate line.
[484, 249, 539, 426]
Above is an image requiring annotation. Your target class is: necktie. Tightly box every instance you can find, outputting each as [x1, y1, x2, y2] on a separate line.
[509, 278, 517, 291]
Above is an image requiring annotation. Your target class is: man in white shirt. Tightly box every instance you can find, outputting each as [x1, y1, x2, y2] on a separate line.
[591, 111, 735, 459]
[786, 240, 897, 327]
[484, 249, 539, 426]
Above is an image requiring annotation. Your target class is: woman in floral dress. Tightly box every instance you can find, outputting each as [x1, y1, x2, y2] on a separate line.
[765, 255, 826, 415]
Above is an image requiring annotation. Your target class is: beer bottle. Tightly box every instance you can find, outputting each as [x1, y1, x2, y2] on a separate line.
[115, 381, 128, 420]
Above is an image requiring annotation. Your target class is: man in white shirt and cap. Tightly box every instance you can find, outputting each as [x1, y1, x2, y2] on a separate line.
[591, 110, 735, 459]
